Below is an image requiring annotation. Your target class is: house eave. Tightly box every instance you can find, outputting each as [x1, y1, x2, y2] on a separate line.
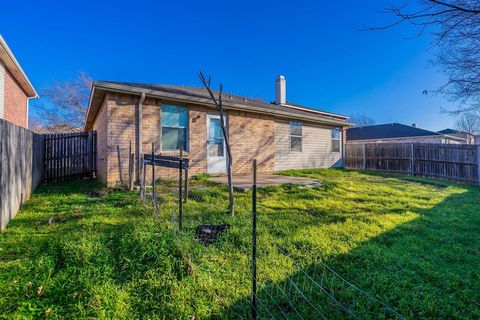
[84, 82, 351, 130]
[0, 35, 38, 98]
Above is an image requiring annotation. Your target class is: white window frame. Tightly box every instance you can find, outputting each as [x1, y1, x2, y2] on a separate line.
[160, 104, 189, 152]
[289, 122, 303, 153]
[331, 127, 341, 153]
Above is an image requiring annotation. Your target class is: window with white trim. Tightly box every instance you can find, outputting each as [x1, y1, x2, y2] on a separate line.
[332, 128, 341, 152]
[290, 122, 302, 152]
[161, 105, 188, 151]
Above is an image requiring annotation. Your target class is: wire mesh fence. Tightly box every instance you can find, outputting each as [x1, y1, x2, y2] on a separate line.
[138, 156, 404, 319]
[251, 262, 404, 320]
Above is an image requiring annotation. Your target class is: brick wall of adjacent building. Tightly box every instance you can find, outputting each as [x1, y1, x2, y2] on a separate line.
[3, 68, 28, 128]
[96, 92, 276, 186]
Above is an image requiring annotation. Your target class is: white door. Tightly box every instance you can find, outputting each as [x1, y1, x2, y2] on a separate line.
[207, 114, 227, 174]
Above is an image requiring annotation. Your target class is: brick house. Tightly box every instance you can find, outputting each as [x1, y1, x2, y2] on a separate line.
[84, 76, 350, 186]
[0, 35, 38, 128]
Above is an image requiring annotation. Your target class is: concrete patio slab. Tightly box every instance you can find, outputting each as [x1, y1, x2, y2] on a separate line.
[209, 174, 321, 191]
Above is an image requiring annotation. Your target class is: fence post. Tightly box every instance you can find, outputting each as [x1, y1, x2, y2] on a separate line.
[129, 141, 133, 190]
[411, 143, 415, 176]
[251, 159, 258, 320]
[178, 149, 183, 230]
[152, 143, 157, 214]
[184, 168, 189, 203]
[140, 155, 146, 199]
[477, 145, 480, 186]
[363, 144, 367, 170]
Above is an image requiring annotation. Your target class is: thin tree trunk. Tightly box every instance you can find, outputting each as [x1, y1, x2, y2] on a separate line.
[219, 110, 234, 216]
[199, 71, 235, 215]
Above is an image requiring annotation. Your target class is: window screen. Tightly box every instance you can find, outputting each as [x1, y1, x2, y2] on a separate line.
[161, 105, 188, 151]
[290, 122, 302, 152]
[332, 128, 341, 152]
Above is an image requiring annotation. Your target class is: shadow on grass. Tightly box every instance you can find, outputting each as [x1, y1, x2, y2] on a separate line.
[222, 176, 480, 319]
[2, 172, 480, 319]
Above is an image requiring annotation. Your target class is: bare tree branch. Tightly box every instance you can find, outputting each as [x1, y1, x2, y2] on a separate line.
[31, 71, 92, 133]
[371, 1, 480, 115]
[198, 71, 235, 216]
[454, 111, 480, 134]
[348, 113, 376, 127]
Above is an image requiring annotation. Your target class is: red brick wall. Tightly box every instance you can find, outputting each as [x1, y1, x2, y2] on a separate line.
[97, 92, 276, 186]
[229, 110, 275, 173]
[3, 68, 28, 128]
[93, 98, 108, 184]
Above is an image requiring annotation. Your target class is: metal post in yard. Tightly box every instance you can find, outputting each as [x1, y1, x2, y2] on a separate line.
[184, 167, 189, 203]
[178, 149, 183, 230]
[411, 143, 415, 176]
[251, 159, 258, 320]
[363, 144, 367, 170]
[140, 155, 146, 200]
[152, 143, 157, 214]
[129, 141, 133, 190]
[477, 145, 480, 186]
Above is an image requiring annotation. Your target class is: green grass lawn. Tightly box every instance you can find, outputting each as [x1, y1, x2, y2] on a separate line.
[0, 169, 479, 319]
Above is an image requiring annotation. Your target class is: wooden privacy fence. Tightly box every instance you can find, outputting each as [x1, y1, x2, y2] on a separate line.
[44, 131, 97, 182]
[345, 143, 480, 185]
[0, 119, 45, 230]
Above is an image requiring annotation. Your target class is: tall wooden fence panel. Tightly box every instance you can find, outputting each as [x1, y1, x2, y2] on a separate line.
[345, 143, 480, 185]
[44, 131, 97, 182]
[0, 119, 45, 230]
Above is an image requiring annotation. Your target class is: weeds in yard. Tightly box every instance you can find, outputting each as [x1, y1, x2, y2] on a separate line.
[0, 169, 479, 319]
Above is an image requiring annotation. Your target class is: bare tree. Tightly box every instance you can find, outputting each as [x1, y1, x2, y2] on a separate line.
[31, 71, 92, 133]
[373, 1, 480, 114]
[349, 113, 376, 127]
[198, 72, 234, 216]
[455, 111, 480, 134]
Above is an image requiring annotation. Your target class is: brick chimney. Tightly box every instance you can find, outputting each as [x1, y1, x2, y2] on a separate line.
[275, 75, 286, 105]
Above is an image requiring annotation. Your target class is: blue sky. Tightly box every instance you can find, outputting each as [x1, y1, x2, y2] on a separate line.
[1, 0, 456, 130]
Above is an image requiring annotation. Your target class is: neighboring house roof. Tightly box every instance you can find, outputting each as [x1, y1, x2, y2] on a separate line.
[346, 123, 466, 142]
[85, 81, 350, 130]
[0, 35, 37, 98]
[438, 128, 461, 135]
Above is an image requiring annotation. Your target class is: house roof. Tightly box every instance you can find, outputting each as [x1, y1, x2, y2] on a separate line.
[347, 123, 448, 141]
[438, 128, 462, 134]
[0, 35, 37, 98]
[85, 81, 350, 130]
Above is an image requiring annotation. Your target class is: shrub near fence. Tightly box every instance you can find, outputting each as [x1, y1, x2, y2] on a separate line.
[0, 119, 44, 230]
[345, 143, 480, 185]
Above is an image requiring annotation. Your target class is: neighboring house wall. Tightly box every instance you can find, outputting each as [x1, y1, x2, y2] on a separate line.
[475, 135, 480, 145]
[274, 121, 343, 171]
[1, 66, 28, 128]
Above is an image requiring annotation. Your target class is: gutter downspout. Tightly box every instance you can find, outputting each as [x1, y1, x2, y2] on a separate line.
[137, 92, 146, 184]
